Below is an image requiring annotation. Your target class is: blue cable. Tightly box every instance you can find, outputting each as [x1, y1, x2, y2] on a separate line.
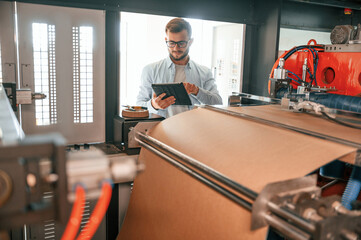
[314, 58, 318, 86]
[307, 69, 314, 85]
[309, 47, 319, 86]
[287, 70, 303, 83]
[287, 77, 302, 85]
[281, 45, 323, 88]
[298, 47, 319, 86]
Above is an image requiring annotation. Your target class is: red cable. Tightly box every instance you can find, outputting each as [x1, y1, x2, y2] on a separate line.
[76, 182, 113, 240]
[61, 185, 86, 240]
[307, 39, 317, 45]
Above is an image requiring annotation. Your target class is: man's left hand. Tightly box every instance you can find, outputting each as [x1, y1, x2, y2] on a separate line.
[183, 82, 199, 95]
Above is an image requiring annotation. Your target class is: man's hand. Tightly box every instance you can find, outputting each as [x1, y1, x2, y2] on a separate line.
[183, 82, 199, 95]
[151, 93, 176, 110]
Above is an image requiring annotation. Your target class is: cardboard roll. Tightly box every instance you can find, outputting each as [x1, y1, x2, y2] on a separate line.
[122, 108, 149, 118]
[117, 106, 360, 240]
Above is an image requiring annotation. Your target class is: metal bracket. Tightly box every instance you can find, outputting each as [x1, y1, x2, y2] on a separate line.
[251, 175, 320, 230]
[128, 121, 159, 148]
[228, 95, 241, 106]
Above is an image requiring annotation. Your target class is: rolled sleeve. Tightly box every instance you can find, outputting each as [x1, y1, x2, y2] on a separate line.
[193, 71, 222, 105]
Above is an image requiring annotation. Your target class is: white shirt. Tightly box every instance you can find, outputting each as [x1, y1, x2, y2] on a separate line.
[136, 56, 222, 118]
[167, 64, 189, 117]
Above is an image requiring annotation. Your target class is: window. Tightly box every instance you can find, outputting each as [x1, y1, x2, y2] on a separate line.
[73, 26, 93, 123]
[14, 2, 105, 144]
[32, 23, 57, 125]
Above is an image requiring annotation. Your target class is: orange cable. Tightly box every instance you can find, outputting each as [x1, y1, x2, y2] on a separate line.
[76, 182, 113, 240]
[61, 185, 86, 240]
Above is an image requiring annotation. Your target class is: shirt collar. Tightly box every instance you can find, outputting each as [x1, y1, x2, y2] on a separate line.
[166, 55, 192, 69]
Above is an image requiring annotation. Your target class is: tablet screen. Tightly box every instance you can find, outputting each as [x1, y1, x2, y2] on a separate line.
[152, 83, 192, 105]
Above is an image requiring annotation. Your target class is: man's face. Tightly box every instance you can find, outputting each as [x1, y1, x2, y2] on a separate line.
[165, 29, 193, 61]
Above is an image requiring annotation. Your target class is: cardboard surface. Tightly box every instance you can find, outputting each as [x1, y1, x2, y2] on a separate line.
[230, 105, 361, 144]
[117, 106, 358, 240]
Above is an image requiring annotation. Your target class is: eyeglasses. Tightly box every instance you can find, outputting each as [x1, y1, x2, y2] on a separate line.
[165, 40, 190, 48]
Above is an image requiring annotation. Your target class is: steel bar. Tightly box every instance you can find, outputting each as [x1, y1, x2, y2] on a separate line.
[265, 214, 311, 240]
[320, 179, 339, 190]
[137, 138, 253, 211]
[231, 92, 281, 104]
[267, 201, 316, 234]
[137, 131, 258, 201]
[321, 107, 361, 123]
[202, 105, 361, 150]
[137, 133, 319, 239]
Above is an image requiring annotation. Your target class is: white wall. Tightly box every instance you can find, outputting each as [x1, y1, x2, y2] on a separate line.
[279, 28, 331, 51]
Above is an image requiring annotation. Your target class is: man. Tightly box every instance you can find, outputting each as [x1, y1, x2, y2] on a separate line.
[136, 17, 222, 118]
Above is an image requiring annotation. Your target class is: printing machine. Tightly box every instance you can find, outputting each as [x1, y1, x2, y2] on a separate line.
[1, 23, 361, 240]
[116, 25, 361, 240]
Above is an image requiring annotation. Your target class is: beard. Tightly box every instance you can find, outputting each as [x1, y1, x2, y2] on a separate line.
[169, 47, 190, 61]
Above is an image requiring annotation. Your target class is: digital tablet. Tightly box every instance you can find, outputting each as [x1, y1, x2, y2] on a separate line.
[152, 83, 192, 105]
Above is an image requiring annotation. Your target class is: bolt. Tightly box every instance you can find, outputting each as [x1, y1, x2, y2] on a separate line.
[26, 173, 37, 188]
[44, 174, 58, 184]
[303, 208, 323, 221]
[326, 233, 335, 240]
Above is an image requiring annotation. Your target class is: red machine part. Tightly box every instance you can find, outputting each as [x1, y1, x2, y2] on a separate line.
[272, 41, 361, 201]
[282, 48, 361, 97]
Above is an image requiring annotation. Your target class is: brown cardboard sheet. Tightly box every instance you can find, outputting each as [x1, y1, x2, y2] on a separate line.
[229, 105, 361, 145]
[117, 106, 358, 240]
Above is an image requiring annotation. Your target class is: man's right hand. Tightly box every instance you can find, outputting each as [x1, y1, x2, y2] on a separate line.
[151, 93, 176, 110]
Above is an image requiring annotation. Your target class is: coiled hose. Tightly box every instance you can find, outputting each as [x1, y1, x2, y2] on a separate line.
[309, 93, 361, 113]
[341, 166, 361, 210]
